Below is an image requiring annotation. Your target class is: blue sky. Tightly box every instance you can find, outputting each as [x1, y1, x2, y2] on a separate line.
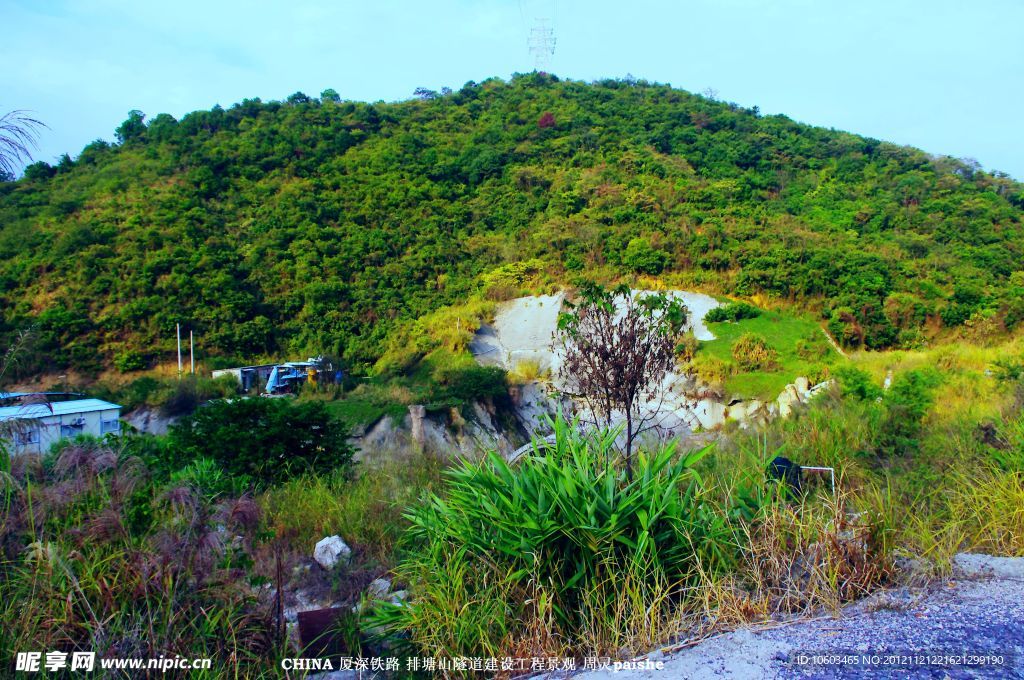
[4, 0, 1023, 179]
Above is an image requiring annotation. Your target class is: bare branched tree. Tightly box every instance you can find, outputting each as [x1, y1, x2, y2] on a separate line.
[0, 110, 47, 177]
[555, 283, 687, 479]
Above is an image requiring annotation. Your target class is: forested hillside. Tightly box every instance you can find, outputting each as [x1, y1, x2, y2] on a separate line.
[2, 72, 1022, 376]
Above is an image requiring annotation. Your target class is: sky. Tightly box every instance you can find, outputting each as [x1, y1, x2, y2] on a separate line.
[3, 0, 1023, 179]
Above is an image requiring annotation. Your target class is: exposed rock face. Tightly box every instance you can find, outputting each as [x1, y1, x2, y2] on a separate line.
[408, 405, 426, 447]
[351, 292, 839, 460]
[470, 290, 722, 380]
[470, 293, 566, 374]
[468, 291, 724, 445]
[123, 407, 177, 435]
[313, 536, 351, 570]
[352, 387, 563, 462]
[467, 292, 839, 438]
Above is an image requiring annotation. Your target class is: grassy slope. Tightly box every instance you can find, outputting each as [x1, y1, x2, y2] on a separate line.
[700, 308, 839, 399]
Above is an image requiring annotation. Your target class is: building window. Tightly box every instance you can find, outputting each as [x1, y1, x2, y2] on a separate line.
[61, 417, 86, 438]
[15, 427, 39, 446]
[101, 418, 121, 434]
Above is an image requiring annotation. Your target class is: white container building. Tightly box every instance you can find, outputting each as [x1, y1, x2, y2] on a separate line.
[0, 398, 122, 455]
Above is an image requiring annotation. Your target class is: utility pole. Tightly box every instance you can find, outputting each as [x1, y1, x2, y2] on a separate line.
[177, 323, 183, 377]
[190, 330, 195, 374]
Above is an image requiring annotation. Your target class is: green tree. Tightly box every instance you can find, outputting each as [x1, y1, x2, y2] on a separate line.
[170, 398, 354, 486]
[114, 110, 146, 144]
[622, 237, 669, 275]
[878, 369, 942, 457]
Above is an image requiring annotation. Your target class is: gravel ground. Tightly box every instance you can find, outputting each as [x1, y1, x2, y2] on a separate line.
[576, 554, 1024, 679]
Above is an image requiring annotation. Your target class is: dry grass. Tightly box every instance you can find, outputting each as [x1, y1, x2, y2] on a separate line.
[684, 487, 893, 640]
[258, 453, 443, 565]
[507, 358, 549, 385]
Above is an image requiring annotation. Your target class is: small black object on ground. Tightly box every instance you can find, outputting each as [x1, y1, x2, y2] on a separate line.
[767, 455, 802, 497]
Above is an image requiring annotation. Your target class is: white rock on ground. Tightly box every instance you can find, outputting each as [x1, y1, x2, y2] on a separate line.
[313, 535, 351, 570]
[365, 577, 392, 600]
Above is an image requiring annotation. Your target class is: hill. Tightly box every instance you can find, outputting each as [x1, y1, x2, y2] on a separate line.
[1, 72, 1022, 377]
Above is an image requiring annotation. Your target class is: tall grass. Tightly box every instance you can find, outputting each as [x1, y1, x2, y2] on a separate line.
[371, 415, 736, 659]
[0, 442, 280, 677]
[258, 453, 444, 564]
[370, 412, 907, 662]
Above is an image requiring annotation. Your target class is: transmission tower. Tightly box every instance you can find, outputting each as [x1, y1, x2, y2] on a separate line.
[528, 19, 556, 72]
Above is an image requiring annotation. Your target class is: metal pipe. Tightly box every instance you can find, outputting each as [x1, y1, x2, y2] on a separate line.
[800, 465, 836, 496]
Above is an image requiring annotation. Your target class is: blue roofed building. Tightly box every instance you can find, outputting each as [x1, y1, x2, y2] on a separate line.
[0, 398, 122, 455]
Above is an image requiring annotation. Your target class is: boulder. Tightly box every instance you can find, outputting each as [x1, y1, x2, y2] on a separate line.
[726, 400, 764, 426]
[692, 398, 727, 430]
[794, 376, 810, 394]
[366, 577, 392, 600]
[807, 379, 835, 399]
[777, 384, 801, 417]
[313, 536, 351, 570]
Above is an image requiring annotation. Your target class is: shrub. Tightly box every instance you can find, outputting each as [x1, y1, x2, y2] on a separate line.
[834, 366, 882, 401]
[705, 302, 761, 323]
[675, 331, 700, 363]
[169, 457, 250, 500]
[877, 369, 943, 457]
[692, 354, 735, 388]
[731, 333, 779, 371]
[621, 237, 668, 275]
[434, 365, 508, 403]
[795, 333, 830, 360]
[371, 416, 734, 657]
[159, 375, 239, 417]
[992, 357, 1024, 383]
[170, 398, 355, 486]
[113, 349, 146, 372]
[508, 358, 546, 384]
[113, 375, 164, 410]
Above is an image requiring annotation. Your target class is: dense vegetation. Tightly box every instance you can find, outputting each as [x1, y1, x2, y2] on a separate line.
[3, 339, 1022, 674]
[168, 397, 355, 487]
[2, 73, 1023, 378]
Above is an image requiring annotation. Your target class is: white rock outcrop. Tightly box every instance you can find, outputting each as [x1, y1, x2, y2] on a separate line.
[465, 292, 841, 446]
[313, 535, 351, 570]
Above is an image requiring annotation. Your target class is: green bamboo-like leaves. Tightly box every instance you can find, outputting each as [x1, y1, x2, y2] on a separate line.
[402, 414, 735, 633]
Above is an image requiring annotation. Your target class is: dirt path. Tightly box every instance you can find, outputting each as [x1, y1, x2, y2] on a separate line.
[576, 554, 1024, 679]
[819, 328, 848, 359]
